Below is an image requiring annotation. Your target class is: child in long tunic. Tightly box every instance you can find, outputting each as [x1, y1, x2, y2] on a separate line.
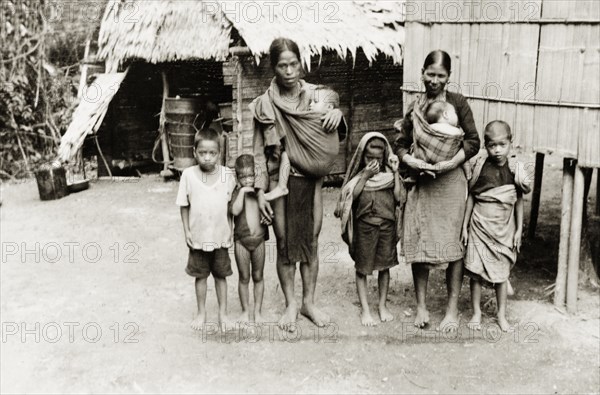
[335, 133, 402, 326]
[462, 121, 532, 332]
[229, 155, 269, 323]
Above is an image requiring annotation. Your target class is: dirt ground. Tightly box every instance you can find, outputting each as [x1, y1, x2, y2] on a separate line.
[1, 153, 599, 394]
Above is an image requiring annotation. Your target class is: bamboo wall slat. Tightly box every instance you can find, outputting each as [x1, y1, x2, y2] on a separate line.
[404, 0, 542, 23]
[542, 0, 600, 20]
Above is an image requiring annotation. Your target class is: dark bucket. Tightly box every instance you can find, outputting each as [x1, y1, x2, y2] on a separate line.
[35, 165, 68, 201]
[165, 98, 203, 170]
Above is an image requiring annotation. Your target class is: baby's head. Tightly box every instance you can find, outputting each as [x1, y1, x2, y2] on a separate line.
[235, 154, 255, 188]
[425, 101, 458, 127]
[362, 137, 386, 168]
[194, 128, 221, 171]
[310, 86, 339, 112]
[484, 120, 512, 165]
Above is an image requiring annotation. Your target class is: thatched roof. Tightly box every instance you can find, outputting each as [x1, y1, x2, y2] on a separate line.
[98, 1, 404, 71]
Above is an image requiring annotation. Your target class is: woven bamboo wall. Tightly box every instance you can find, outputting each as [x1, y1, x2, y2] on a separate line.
[403, 0, 600, 167]
[223, 50, 403, 173]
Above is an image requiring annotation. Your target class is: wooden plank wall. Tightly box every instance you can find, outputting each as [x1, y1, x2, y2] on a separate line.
[223, 50, 403, 174]
[403, 0, 600, 167]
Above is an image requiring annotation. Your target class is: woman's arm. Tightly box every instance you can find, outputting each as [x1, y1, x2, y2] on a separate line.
[454, 94, 481, 160]
[393, 171, 402, 202]
[393, 116, 414, 160]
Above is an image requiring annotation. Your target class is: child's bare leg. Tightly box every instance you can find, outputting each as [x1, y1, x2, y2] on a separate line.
[214, 276, 229, 331]
[251, 243, 266, 322]
[191, 277, 207, 331]
[234, 241, 251, 323]
[378, 269, 394, 322]
[412, 264, 430, 328]
[356, 272, 376, 326]
[438, 260, 463, 333]
[495, 282, 511, 331]
[265, 151, 290, 201]
[467, 277, 482, 330]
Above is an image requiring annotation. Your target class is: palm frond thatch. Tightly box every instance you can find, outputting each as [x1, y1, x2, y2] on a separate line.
[97, 0, 404, 71]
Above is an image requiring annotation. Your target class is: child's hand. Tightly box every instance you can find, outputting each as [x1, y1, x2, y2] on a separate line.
[514, 228, 522, 253]
[461, 225, 469, 246]
[240, 186, 255, 194]
[388, 154, 400, 173]
[184, 232, 194, 249]
[363, 159, 380, 178]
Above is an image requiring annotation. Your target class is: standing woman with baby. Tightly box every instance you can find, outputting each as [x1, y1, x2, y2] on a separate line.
[251, 38, 346, 331]
[394, 50, 481, 331]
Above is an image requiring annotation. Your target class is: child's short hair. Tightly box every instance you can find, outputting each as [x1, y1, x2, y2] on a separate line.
[425, 101, 453, 124]
[194, 128, 221, 150]
[314, 86, 339, 108]
[484, 120, 512, 143]
[235, 154, 255, 174]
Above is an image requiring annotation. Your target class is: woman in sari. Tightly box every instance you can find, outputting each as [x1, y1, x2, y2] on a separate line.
[394, 50, 481, 332]
[252, 38, 346, 331]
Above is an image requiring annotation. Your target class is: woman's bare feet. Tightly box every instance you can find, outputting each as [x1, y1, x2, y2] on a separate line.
[438, 310, 459, 333]
[360, 309, 377, 326]
[265, 186, 289, 202]
[378, 305, 394, 322]
[254, 311, 264, 324]
[278, 303, 298, 332]
[414, 306, 430, 328]
[497, 314, 512, 332]
[300, 303, 329, 327]
[237, 311, 250, 324]
[190, 312, 206, 331]
[467, 311, 481, 331]
[219, 312, 232, 332]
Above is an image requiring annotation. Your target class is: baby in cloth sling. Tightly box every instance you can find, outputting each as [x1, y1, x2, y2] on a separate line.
[404, 100, 470, 185]
[259, 85, 340, 201]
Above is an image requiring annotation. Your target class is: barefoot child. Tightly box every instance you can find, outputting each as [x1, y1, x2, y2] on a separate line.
[462, 121, 532, 332]
[264, 86, 339, 201]
[229, 154, 269, 323]
[335, 133, 402, 326]
[176, 129, 237, 331]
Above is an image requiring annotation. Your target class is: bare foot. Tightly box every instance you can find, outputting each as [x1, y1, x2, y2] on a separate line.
[361, 309, 377, 327]
[414, 307, 430, 328]
[278, 303, 298, 332]
[507, 280, 515, 296]
[437, 311, 460, 333]
[237, 311, 250, 324]
[190, 312, 206, 331]
[254, 311, 264, 324]
[467, 311, 481, 331]
[497, 315, 512, 332]
[265, 186, 289, 202]
[300, 303, 330, 327]
[219, 312, 233, 332]
[378, 305, 395, 323]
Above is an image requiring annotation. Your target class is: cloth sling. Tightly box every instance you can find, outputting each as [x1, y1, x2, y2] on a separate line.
[249, 78, 339, 177]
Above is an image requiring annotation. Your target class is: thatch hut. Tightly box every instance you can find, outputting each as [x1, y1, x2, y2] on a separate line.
[59, 0, 405, 177]
[403, 0, 600, 312]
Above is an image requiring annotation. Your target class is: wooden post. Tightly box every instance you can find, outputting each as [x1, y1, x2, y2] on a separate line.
[159, 71, 171, 175]
[528, 152, 545, 239]
[554, 158, 574, 307]
[566, 163, 586, 313]
[235, 56, 243, 157]
[596, 169, 600, 216]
